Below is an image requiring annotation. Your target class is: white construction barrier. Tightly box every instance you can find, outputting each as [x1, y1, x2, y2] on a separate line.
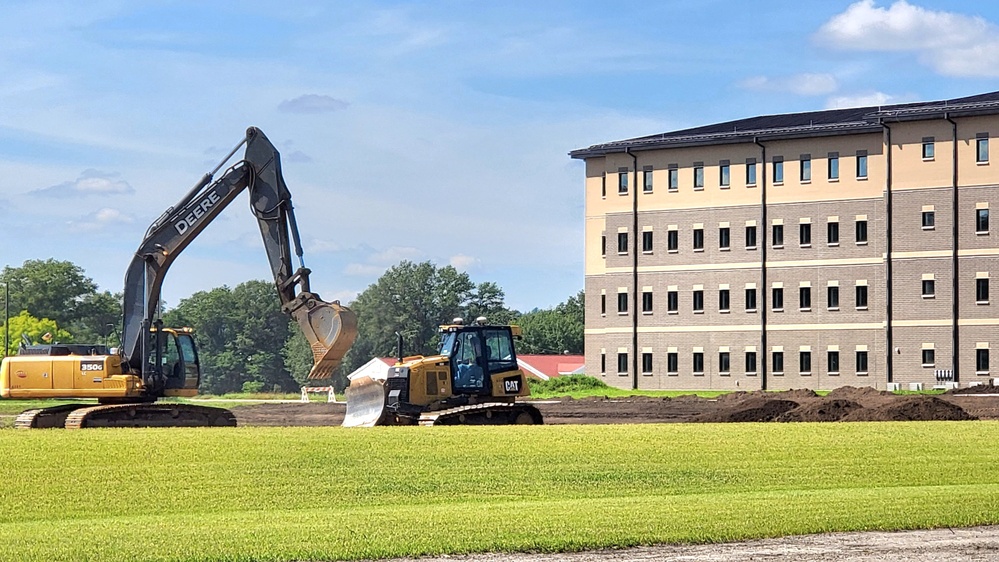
[301, 386, 338, 403]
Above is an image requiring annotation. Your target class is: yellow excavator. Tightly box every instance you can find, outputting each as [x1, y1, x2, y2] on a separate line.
[0, 127, 356, 428]
[343, 317, 543, 426]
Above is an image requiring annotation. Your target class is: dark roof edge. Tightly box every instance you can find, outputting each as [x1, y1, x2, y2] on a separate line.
[569, 123, 881, 159]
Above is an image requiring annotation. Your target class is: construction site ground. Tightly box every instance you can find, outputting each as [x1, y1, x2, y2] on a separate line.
[229, 385, 999, 426]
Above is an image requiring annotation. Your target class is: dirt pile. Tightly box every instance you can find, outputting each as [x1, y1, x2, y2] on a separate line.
[949, 384, 999, 395]
[226, 386, 988, 426]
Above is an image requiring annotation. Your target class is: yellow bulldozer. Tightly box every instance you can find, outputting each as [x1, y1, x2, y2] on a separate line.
[343, 317, 543, 426]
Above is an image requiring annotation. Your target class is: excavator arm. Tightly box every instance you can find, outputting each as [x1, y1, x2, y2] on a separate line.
[121, 127, 356, 386]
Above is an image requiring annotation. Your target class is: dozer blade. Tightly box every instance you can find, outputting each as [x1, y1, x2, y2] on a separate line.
[342, 375, 388, 427]
[289, 294, 358, 380]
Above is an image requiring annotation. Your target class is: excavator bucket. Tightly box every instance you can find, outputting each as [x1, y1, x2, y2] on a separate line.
[342, 375, 388, 427]
[289, 296, 358, 380]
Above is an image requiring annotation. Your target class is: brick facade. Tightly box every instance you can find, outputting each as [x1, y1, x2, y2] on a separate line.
[572, 92, 999, 390]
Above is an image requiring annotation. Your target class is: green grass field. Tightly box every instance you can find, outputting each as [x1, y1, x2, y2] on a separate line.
[0, 422, 998, 561]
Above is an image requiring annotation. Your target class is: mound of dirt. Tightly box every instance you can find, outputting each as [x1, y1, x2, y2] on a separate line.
[949, 384, 999, 395]
[694, 397, 800, 422]
[841, 396, 977, 422]
[776, 399, 863, 422]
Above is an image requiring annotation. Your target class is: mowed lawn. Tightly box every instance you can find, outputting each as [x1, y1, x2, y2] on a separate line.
[1, 423, 998, 561]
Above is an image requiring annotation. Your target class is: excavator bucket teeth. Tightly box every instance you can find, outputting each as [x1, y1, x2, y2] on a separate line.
[342, 375, 388, 427]
[291, 296, 358, 380]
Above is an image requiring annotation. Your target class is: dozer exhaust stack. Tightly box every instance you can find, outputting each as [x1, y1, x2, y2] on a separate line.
[287, 292, 358, 380]
[342, 375, 388, 427]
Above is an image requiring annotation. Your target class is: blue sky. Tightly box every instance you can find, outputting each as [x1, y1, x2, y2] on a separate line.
[2, 0, 999, 313]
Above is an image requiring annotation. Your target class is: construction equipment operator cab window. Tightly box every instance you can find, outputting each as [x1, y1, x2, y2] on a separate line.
[453, 331, 486, 391]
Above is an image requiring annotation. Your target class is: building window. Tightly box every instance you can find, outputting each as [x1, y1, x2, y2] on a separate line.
[693, 290, 704, 313]
[856, 351, 869, 374]
[856, 151, 868, 179]
[668, 167, 679, 191]
[827, 286, 840, 310]
[642, 231, 653, 253]
[772, 287, 784, 311]
[719, 227, 730, 250]
[772, 224, 784, 248]
[618, 170, 628, 194]
[799, 223, 812, 246]
[616, 292, 633, 315]
[800, 351, 811, 374]
[773, 158, 784, 184]
[642, 352, 653, 374]
[667, 230, 679, 252]
[977, 208, 990, 233]
[601, 175, 607, 198]
[601, 235, 606, 257]
[719, 289, 730, 312]
[694, 164, 705, 189]
[922, 210, 935, 229]
[922, 348, 935, 367]
[828, 152, 839, 180]
[746, 288, 757, 312]
[827, 221, 839, 245]
[719, 161, 730, 187]
[922, 279, 935, 298]
[828, 351, 840, 374]
[856, 285, 869, 309]
[772, 351, 784, 374]
[856, 219, 868, 244]
[977, 135, 990, 163]
[745, 351, 757, 374]
[799, 286, 811, 311]
[719, 352, 730, 374]
[642, 291, 653, 313]
[746, 225, 758, 249]
[693, 352, 704, 374]
[977, 278, 990, 303]
[618, 352, 628, 374]
[746, 159, 757, 185]
[800, 154, 811, 182]
[617, 292, 628, 314]
[977, 349, 990, 373]
[922, 137, 935, 160]
[643, 169, 654, 193]
[617, 232, 628, 254]
[693, 228, 704, 250]
[667, 352, 678, 374]
[600, 294, 606, 315]
[600, 352, 606, 373]
[667, 290, 679, 313]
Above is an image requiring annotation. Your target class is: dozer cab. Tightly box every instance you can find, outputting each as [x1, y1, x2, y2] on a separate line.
[343, 318, 543, 426]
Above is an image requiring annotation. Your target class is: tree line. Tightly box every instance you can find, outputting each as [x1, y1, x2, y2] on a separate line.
[1, 259, 583, 393]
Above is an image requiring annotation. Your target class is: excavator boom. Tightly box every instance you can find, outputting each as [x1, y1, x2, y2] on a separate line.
[122, 127, 356, 384]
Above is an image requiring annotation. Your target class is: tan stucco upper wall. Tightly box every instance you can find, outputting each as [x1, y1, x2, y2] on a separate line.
[584, 216, 606, 275]
[889, 115, 999, 189]
[581, 132, 886, 217]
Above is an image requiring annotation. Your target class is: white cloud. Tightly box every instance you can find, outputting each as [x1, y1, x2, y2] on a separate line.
[33, 169, 134, 197]
[307, 239, 340, 253]
[739, 73, 838, 96]
[826, 91, 897, 108]
[449, 254, 477, 270]
[278, 94, 350, 114]
[344, 263, 387, 276]
[67, 207, 133, 232]
[814, 0, 999, 77]
[368, 246, 422, 265]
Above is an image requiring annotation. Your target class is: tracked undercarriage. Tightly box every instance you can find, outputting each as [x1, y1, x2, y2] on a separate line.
[14, 403, 237, 429]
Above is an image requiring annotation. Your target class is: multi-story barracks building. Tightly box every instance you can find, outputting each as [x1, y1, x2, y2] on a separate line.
[570, 91, 999, 391]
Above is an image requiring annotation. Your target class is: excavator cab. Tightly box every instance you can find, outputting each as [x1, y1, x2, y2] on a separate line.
[147, 327, 201, 397]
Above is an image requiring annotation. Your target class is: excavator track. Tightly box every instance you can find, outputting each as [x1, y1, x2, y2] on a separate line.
[418, 402, 543, 426]
[14, 404, 93, 429]
[64, 403, 237, 429]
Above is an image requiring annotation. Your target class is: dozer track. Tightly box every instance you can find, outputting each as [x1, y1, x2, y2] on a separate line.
[60, 403, 237, 429]
[418, 403, 543, 426]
